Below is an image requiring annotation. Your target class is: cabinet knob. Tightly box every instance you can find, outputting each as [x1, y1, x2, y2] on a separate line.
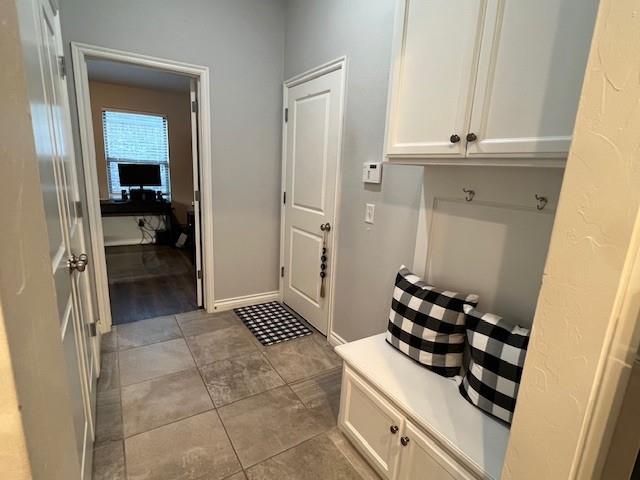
[449, 134, 461, 144]
[400, 436, 410, 446]
[466, 132, 477, 142]
[390, 425, 399, 434]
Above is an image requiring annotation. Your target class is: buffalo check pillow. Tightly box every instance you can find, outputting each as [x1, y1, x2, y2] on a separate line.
[386, 266, 479, 377]
[459, 305, 530, 424]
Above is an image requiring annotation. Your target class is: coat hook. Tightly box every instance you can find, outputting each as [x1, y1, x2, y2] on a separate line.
[535, 194, 548, 211]
[462, 188, 475, 202]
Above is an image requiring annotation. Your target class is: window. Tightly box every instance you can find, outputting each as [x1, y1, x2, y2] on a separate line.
[102, 110, 171, 199]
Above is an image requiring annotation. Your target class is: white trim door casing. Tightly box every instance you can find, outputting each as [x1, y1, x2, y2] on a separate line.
[281, 58, 346, 336]
[190, 79, 204, 307]
[71, 43, 215, 331]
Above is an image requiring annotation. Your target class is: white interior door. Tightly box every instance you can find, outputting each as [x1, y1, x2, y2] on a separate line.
[385, 0, 485, 157]
[283, 67, 343, 335]
[29, 1, 97, 478]
[190, 79, 204, 307]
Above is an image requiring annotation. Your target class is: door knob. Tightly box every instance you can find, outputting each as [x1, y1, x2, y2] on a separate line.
[400, 436, 410, 446]
[466, 132, 477, 142]
[449, 134, 461, 144]
[68, 253, 89, 273]
[390, 425, 399, 434]
[320, 222, 331, 232]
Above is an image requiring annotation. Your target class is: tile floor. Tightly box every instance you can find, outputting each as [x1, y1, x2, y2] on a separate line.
[93, 309, 380, 480]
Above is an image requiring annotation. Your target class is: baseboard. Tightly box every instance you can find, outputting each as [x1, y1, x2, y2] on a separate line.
[212, 291, 280, 312]
[103, 238, 154, 247]
[328, 330, 347, 347]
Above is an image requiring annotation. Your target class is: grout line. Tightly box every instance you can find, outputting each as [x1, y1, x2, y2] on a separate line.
[184, 333, 246, 474]
[116, 333, 184, 353]
[122, 405, 216, 441]
[119, 364, 197, 390]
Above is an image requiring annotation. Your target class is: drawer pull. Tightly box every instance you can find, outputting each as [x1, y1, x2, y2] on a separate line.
[400, 436, 410, 446]
[390, 425, 399, 434]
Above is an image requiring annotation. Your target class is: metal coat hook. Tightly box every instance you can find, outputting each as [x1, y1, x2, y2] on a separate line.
[535, 194, 548, 211]
[462, 188, 475, 202]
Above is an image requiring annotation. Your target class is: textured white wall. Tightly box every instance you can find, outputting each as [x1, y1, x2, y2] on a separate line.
[503, 0, 640, 477]
[284, 0, 423, 341]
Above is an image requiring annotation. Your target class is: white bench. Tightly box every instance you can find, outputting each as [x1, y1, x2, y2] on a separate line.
[335, 334, 509, 480]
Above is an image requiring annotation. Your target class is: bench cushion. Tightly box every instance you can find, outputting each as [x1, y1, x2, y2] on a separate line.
[336, 333, 509, 480]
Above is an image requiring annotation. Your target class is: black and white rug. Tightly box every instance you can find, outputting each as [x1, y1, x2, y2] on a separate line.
[234, 301, 312, 346]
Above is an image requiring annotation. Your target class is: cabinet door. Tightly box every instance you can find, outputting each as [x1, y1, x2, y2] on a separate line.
[466, 0, 598, 157]
[339, 367, 404, 479]
[385, 0, 486, 158]
[396, 421, 476, 480]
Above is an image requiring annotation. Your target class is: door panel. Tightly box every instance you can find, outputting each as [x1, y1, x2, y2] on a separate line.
[289, 228, 323, 304]
[283, 67, 343, 334]
[467, 0, 598, 156]
[339, 367, 404, 479]
[30, 1, 97, 478]
[292, 93, 330, 213]
[386, 0, 485, 157]
[396, 421, 474, 480]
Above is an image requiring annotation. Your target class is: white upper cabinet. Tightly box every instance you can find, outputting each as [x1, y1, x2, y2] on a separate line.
[384, 0, 598, 166]
[385, 1, 485, 157]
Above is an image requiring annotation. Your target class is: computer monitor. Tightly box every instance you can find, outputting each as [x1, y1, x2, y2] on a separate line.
[118, 163, 162, 188]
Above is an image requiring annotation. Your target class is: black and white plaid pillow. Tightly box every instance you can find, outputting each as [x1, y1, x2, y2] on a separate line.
[459, 305, 530, 424]
[386, 266, 479, 377]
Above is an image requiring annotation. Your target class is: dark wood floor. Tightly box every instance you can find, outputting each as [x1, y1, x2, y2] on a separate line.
[105, 244, 197, 325]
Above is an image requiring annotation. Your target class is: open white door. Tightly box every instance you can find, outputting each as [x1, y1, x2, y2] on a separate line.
[282, 65, 344, 335]
[25, 0, 98, 477]
[190, 79, 204, 307]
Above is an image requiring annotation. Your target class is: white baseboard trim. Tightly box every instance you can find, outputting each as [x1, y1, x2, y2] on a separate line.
[328, 330, 347, 347]
[104, 239, 154, 247]
[212, 291, 280, 312]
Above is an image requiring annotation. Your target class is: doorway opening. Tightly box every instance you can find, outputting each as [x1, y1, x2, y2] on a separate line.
[72, 44, 214, 330]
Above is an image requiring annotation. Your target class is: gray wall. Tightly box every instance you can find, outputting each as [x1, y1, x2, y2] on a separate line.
[284, 0, 423, 341]
[59, 0, 286, 301]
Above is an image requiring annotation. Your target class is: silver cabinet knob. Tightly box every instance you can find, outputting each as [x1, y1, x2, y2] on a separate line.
[400, 436, 410, 446]
[390, 425, 399, 434]
[68, 253, 89, 273]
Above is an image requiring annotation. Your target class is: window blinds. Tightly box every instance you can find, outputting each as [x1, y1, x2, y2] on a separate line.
[102, 110, 171, 199]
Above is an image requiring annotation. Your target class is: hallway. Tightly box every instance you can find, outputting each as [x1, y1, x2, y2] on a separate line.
[93, 310, 379, 479]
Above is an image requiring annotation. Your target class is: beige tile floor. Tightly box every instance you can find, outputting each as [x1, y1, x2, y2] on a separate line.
[93, 309, 380, 480]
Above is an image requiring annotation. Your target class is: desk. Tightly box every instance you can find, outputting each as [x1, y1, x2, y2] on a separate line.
[100, 199, 172, 217]
[100, 200, 174, 244]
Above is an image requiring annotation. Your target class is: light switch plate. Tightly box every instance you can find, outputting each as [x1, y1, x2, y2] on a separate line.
[365, 203, 375, 224]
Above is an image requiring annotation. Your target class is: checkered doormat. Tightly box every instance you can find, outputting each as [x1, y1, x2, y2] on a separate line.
[234, 301, 312, 346]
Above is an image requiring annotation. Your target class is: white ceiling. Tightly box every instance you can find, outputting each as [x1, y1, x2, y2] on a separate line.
[86, 58, 192, 92]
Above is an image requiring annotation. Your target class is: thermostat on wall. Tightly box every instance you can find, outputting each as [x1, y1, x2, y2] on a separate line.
[363, 162, 383, 184]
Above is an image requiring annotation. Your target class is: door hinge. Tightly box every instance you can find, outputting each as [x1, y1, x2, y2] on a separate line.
[89, 322, 97, 337]
[283, 191, 286, 204]
[197, 270, 203, 279]
[284, 107, 288, 123]
[58, 55, 66, 78]
[74, 200, 83, 218]
[194, 190, 200, 202]
[281, 266, 285, 277]
[191, 100, 198, 112]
